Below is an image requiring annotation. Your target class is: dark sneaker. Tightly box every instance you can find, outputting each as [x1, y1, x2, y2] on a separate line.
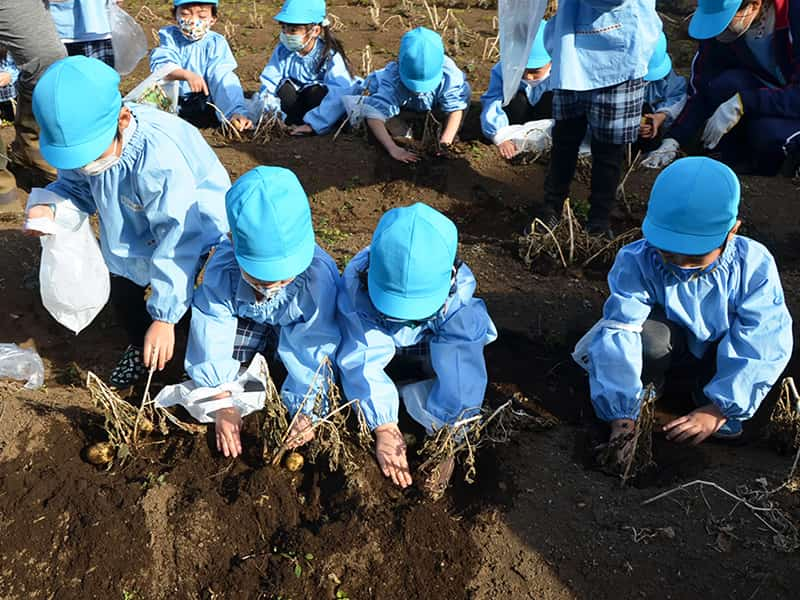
[586, 219, 615, 240]
[109, 345, 147, 388]
[523, 205, 560, 236]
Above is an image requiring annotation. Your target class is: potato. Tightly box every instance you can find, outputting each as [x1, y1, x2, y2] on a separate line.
[284, 451, 304, 472]
[85, 442, 115, 465]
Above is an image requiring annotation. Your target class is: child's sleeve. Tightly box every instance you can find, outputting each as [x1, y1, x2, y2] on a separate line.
[480, 63, 510, 142]
[651, 71, 688, 128]
[303, 52, 356, 134]
[587, 246, 655, 422]
[277, 259, 342, 416]
[42, 171, 97, 215]
[438, 60, 471, 114]
[703, 251, 793, 420]
[149, 28, 183, 74]
[361, 65, 403, 122]
[206, 37, 248, 118]
[251, 46, 285, 118]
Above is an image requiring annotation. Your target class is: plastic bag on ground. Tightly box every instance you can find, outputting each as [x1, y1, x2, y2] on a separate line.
[108, 2, 148, 76]
[499, 0, 548, 105]
[0, 344, 45, 390]
[154, 353, 271, 423]
[123, 65, 180, 113]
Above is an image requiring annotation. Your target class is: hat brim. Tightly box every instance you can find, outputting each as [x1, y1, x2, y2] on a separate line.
[274, 10, 324, 24]
[688, 4, 741, 40]
[642, 213, 734, 255]
[400, 73, 442, 94]
[644, 54, 672, 82]
[39, 120, 118, 170]
[235, 235, 315, 282]
[368, 272, 450, 321]
[526, 53, 551, 69]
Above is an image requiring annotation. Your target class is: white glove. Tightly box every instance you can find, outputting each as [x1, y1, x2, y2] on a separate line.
[701, 93, 744, 149]
[640, 138, 680, 169]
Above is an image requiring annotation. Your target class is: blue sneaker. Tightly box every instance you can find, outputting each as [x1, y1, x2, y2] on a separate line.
[712, 419, 743, 440]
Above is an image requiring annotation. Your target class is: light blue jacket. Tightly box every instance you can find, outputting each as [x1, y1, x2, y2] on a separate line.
[186, 241, 342, 416]
[480, 62, 553, 142]
[361, 59, 471, 121]
[252, 39, 358, 134]
[644, 69, 687, 128]
[48, 0, 111, 42]
[150, 27, 247, 119]
[586, 237, 792, 422]
[336, 248, 497, 432]
[544, 0, 661, 91]
[46, 104, 230, 324]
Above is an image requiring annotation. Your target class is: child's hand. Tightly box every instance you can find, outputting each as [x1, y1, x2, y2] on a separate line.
[214, 406, 243, 458]
[389, 145, 419, 163]
[497, 140, 518, 160]
[439, 132, 456, 146]
[609, 418, 636, 464]
[288, 124, 313, 136]
[286, 413, 315, 449]
[185, 71, 209, 96]
[143, 320, 175, 371]
[663, 404, 726, 445]
[374, 422, 412, 488]
[640, 113, 667, 139]
[230, 114, 253, 131]
[23, 204, 55, 237]
[0, 72, 11, 87]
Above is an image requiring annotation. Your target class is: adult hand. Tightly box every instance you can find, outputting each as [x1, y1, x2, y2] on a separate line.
[288, 123, 313, 136]
[0, 72, 12, 87]
[389, 145, 419, 163]
[702, 94, 744, 149]
[185, 71, 209, 96]
[143, 320, 175, 371]
[230, 114, 253, 131]
[214, 406, 242, 458]
[23, 204, 55, 237]
[497, 140, 518, 160]
[640, 138, 680, 169]
[663, 404, 727, 445]
[375, 422, 412, 488]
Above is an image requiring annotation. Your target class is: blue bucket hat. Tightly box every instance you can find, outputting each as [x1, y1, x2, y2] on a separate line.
[174, 0, 219, 6]
[689, 0, 744, 40]
[399, 28, 445, 94]
[643, 157, 740, 255]
[368, 203, 458, 320]
[644, 33, 672, 82]
[33, 56, 121, 170]
[226, 166, 316, 282]
[275, 0, 326, 24]
[527, 20, 551, 69]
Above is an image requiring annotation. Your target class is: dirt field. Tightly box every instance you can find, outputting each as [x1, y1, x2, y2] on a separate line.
[1, 2, 799, 599]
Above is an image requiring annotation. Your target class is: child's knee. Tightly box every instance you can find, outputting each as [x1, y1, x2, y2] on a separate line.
[641, 317, 674, 364]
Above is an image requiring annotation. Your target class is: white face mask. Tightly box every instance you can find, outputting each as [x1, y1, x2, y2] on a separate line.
[79, 138, 120, 177]
[280, 31, 311, 53]
[245, 277, 291, 301]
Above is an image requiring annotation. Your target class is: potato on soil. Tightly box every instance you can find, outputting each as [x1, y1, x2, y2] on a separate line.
[285, 451, 304, 472]
[84, 442, 115, 465]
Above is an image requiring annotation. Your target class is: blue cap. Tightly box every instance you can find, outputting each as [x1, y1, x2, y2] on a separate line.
[644, 33, 672, 82]
[399, 28, 445, 93]
[689, 0, 743, 39]
[275, 0, 326, 24]
[643, 157, 740, 255]
[33, 56, 121, 170]
[174, 0, 218, 6]
[226, 166, 315, 282]
[368, 203, 458, 320]
[526, 20, 551, 69]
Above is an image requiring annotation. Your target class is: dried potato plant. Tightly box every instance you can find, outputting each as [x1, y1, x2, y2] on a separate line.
[251, 109, 290, 144]
[768, 377, 800, 461]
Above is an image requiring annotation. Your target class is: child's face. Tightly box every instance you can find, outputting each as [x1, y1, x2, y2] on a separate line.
[656, 221, 741, 269]
[176, 4, 217, 27]
[523, 62, 551, 81]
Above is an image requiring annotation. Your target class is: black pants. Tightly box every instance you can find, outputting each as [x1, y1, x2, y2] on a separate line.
[0, 99, 13, 123]
[110, 276, 152, 348]
[277, 81, 328, 126]
[503, 89, 553, 126]
[543, 116, 625, 226]
[178, 92, 221, 129]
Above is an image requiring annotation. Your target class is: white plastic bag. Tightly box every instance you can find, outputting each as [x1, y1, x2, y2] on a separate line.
[0, 344, 44, 390]
[499, 0, 548, 105]
[108, 2, 147, 76]
[123, 65, 180, 113]
[26, 197, 110, 335]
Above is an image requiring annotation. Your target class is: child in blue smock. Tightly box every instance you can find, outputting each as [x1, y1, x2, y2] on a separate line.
[362, 27, 471, 163]
[575, 157, 792, 464]
[150, 0, 252, 131]
[0, 47, 18, 123]
[638, 33, 688, 155]
[480, 19, 553, 160]
[337, 203, 497, 492]
[48, 0, 115, 67]
[250, 0, 356, 136]
[185, 166, 341, 458]
[536, 1, 661, 236]
[25, 56, 230, 388]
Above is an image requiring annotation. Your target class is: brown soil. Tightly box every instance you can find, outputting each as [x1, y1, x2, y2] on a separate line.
[1, 2, 800, 599]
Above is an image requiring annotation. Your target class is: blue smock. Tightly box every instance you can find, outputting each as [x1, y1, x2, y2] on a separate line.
[543, 0, 661, 91]
[48, 0, 111, 42]
[586, 237, 793, 422]
[150, 26, 248, 119]
[185, 240, 342, 416]
[252, 38, 358, 134]
[644, 69, 688, 128]
[336, 248, 497, 432]
[46, 104, 230, 324]
[480, 61, 553, 141]
[360, 59, 471, 121]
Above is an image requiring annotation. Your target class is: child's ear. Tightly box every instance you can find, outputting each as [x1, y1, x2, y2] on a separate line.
[729, 219, 743, 238]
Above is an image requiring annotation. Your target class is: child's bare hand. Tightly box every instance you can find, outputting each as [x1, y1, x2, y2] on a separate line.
[24, 204, 55, 237]
[389, 145, 419, 163]
[289, 123, 313, 136]
[286, 413, 315, 449]
[0, 72, 11, 87]
[230, 114, 253, 131]
[497, 140, 518, 160]
[215, 406, 242, 458]
[609, 418, 636, 464]
[185, 71, 209, 96]
[375, 423, 412, 488]
[143, 320, 175, 371]
[663, 404, 726, 445]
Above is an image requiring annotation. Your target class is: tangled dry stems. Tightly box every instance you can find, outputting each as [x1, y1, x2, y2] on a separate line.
[768, 377, 800, 462]
[251, 110, 290, 144]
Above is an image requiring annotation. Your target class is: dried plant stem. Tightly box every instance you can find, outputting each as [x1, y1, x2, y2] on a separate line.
[642, 480, 778, 513]
[207, 102, 243, 141]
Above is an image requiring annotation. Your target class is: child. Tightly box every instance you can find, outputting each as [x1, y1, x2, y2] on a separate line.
[184, 166, 341, 458]
[480, 19, 553, 160]
[638, 32, 687, 155]
[537, 1, 662, 235]
[250, 0, 357, 136]
[0, 47, 18, 123]
[646, 0, 800, 175]
[361, 27, 471, 163]
[150, 0, 252, 131]
[48, 0, 115, 67]
[25, 56, 231, 387]
[575, 157, 792, 462]
[337, 203, 497, 492]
